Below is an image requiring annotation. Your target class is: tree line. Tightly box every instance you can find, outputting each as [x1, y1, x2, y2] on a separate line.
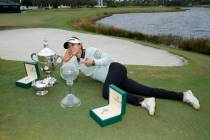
[20, 0, 210, 8]
[21, 0, 97, 8]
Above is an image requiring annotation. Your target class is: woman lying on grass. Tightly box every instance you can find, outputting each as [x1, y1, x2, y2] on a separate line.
[62, 36, 200, 116]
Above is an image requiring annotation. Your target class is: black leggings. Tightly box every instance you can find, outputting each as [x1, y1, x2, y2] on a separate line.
[103, 62, 183, 106]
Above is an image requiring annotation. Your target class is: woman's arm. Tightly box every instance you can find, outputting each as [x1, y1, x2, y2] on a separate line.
[93, 49, 112, 66]
[79, 48, 112, 67]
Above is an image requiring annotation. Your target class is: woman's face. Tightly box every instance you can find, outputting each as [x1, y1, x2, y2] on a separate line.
[68, 44, 81, 56]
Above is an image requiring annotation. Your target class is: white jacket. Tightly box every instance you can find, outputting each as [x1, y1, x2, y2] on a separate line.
[67, 47, 113, 83]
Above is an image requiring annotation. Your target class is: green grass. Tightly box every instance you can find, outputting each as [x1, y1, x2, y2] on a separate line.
[0, 6, 181, 31]
[1, 44, 210, 140]
[0, 7, 210, 140]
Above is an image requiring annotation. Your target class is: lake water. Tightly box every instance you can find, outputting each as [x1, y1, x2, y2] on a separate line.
[97, 8, 210, 40]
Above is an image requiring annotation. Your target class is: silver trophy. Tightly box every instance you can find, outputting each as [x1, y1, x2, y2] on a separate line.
[60, 61, 81, 108]
[32, 80, 49, 96]
[31, 39, 63, 96]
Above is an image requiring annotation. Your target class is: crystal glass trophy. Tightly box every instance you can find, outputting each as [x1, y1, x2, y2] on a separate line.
[60, 62, 81, 108]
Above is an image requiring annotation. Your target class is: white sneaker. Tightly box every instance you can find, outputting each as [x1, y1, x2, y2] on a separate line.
[141, 97, 156, 116]
[183, 90, 200, 110]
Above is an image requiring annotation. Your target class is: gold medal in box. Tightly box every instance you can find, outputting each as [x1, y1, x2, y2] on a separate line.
[90, 84, 127, 127]
[16, 61, 40, 88]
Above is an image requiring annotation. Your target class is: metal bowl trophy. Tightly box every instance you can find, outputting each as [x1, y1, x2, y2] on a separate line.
[31, 39, 63, 96]
[60, 61, 81, 108]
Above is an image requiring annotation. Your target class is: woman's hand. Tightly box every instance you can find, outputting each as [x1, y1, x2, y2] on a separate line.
[63, 49, 73, 62]
[80, 58, 94, 67]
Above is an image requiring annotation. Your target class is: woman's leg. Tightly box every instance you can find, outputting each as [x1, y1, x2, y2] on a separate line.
[121, 78, 183, 101]
[119, 66, 200, 111]
[103, 62, 200, 114]
[103, 62, 144, 106]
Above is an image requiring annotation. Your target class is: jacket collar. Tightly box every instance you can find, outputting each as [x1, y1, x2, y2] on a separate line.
[81, 49, 86, 58]
[77, 49, 86, 62]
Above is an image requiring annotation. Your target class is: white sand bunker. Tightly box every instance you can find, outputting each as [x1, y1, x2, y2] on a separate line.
[0, 28, 186, 66]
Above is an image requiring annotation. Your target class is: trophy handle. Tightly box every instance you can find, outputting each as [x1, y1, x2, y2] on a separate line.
[31, 53, 38, 61]
[55, 55, 63, 64]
